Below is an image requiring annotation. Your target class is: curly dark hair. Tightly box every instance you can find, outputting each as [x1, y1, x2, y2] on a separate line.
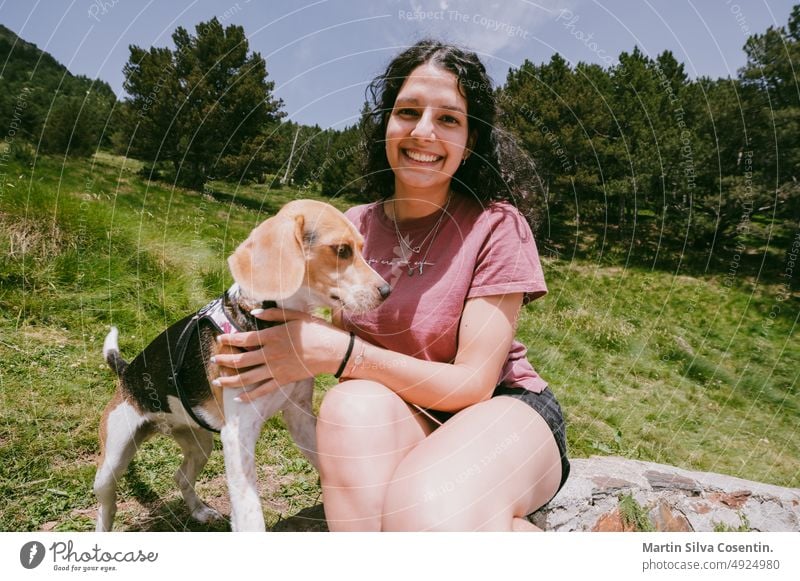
[360, 39, 544, 230]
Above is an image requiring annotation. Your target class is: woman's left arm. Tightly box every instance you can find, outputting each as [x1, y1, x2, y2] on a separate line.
[212, 293, 523, 411]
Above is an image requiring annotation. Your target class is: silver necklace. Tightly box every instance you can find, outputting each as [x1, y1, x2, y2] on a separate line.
[390, 194, 452, 276]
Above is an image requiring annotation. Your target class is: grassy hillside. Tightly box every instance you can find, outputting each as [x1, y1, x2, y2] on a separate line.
[0, 153, 797, 531]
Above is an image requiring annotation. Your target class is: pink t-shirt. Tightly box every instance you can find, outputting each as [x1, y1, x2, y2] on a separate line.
[342, 194, 549, 394]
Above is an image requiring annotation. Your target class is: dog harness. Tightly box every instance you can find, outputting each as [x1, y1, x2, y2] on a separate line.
[169, 295, 276, 433]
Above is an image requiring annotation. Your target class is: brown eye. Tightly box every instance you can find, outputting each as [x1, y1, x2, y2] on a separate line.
[333, 244, 352, 259]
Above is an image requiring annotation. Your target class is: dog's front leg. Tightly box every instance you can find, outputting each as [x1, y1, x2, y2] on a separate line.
[221, 388, 284, 531]
[282, 378, 319, 471]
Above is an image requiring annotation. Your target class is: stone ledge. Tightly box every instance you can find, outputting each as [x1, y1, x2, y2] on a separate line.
[530, 456, 800, 532]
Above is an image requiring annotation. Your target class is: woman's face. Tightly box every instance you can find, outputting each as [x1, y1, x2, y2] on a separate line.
[385, 62, 475, 196]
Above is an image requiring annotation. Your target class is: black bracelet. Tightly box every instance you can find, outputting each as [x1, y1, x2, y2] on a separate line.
[334, 332, 356, 379]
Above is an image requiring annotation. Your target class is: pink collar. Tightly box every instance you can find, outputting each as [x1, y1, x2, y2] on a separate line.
[196, 297, 240, 335]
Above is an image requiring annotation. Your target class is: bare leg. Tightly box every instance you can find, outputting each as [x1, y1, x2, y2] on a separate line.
[512, 517, 543, 531]
[382, 397, 562, 531]
[316, 380, 434, 531]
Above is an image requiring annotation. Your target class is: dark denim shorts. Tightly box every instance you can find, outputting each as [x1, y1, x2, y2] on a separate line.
[418, 386, 570, 501]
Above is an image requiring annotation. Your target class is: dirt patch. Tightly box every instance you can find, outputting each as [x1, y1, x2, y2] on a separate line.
[50, 451, 98, 473]
[62, 464, 325, 532]
[1, 213, 71, 259]
[1, 325, 76, 354]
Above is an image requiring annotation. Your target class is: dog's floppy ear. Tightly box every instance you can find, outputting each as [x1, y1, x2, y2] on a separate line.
[228, 213, 306, 301]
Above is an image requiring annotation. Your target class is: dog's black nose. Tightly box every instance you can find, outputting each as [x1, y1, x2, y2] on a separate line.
[378, 284, 392, 299]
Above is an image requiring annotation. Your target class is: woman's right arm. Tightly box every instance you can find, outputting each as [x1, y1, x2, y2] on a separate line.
[333, 293, 523, 413]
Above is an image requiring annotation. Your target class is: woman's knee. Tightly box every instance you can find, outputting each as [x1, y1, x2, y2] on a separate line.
[316, 380, 431, 493]
[317, 380, 430, 463]
[317, 380, 403, 430]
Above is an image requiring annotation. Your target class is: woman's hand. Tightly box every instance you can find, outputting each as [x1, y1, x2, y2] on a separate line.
[211, 308, 348, 401]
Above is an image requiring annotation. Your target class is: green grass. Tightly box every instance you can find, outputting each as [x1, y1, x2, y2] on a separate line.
[0, 153, 349, 531]
[0, 152, 797, 531]
[521, 260, 799, 486]
[713, 513, 751, 532]
[618, 494, 655, 532]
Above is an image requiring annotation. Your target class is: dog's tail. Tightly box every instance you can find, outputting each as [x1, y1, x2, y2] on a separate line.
[103, 327, 128, 376]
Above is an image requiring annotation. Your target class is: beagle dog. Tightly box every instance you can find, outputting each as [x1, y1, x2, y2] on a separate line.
[94, 200, 390, 531]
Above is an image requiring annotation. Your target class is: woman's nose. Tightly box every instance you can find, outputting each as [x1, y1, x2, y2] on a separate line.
[410, 110, 434, 139]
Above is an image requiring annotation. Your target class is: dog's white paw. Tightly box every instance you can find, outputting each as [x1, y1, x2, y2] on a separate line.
[192, 504, 223, 523]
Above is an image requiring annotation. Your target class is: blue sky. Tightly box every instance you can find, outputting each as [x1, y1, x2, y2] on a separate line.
[1, 0, 796, 129]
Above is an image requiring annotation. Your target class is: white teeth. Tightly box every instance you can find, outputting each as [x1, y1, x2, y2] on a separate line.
[405, 150, 441, 163]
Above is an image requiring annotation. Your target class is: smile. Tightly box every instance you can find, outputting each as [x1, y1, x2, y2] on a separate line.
[403, 149, 443, 163]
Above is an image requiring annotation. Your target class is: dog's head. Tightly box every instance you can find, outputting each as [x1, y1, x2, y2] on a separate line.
[228, 200, 390, 313]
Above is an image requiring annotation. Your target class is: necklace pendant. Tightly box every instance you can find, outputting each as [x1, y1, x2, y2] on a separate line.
[402, 241, 421, 254]
[391, 193, 451, 281]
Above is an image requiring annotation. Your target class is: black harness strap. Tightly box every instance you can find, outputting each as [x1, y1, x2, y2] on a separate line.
[169, 310, 221, 433]
[168, 295, 278, 434]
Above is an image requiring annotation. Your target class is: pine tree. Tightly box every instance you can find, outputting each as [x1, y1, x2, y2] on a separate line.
[739, 5, 800, 188]
[121, 18, 284, 189]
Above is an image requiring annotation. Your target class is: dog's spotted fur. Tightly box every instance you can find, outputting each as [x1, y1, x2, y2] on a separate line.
[94, 200, 390, 531]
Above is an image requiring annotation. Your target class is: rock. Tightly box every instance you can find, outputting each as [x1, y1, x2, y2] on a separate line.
[531, 456, 800, 532]
[592, 508, 637, 532]
[650, 501, 693, 532]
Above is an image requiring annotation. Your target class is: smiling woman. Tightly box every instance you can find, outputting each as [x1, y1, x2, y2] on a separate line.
[360, 40, 536, 219]
[383, 63, 475, 213]
[214, 39, 569, 531]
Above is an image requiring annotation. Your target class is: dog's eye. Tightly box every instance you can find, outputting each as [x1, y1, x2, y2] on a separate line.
[333, 244, 353, 260]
